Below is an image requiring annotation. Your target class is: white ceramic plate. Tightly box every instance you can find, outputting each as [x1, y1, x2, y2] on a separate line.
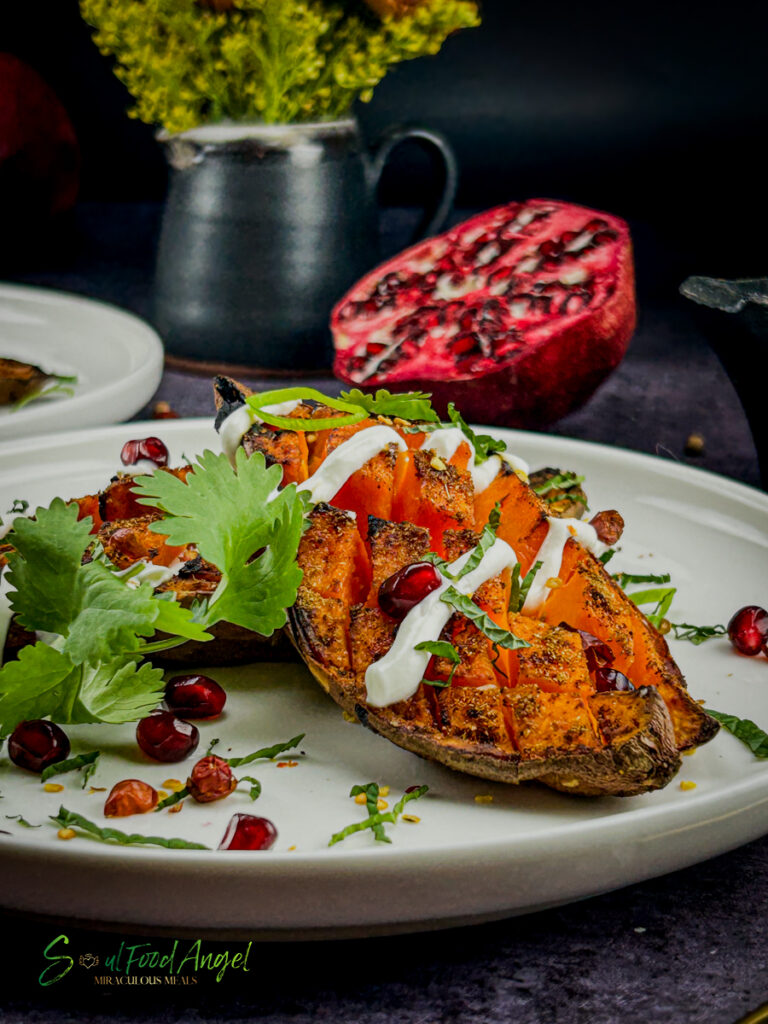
[1, 419, 767, 939]
[0, 284, 163, 440]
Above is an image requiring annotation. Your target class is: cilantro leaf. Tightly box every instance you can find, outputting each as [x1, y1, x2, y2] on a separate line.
[339, 388, 440, 423]
[5, 499, 93, 636]
[707, 709, 768, 757]
[134, 449, 305, 636]
[75, 658, 165, 724]
[445, 403, 506, 464]
[0, 644, 79, 733]
[440, 587, 530, 650]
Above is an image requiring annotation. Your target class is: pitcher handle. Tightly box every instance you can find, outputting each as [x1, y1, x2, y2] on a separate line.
[369, 125, 458, 242]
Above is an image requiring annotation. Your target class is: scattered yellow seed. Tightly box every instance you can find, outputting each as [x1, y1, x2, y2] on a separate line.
[379, 785, 390, 797]
[376, 798, 389, 811]
[430, 455, 447, 472]
[342, 710, 357, 724]
[545, 577, 564, 590]
[568, 525, 577, 537]
[657, 618, 672, 635]
[305, 432, 317, 444]
[277, 760, 298, 768]
[515, 470, 529, 482]
[157, 790, 169, 800]
[402, 814, 421, 824]
[680, 780, 697, 791]
[378, 416, 394, 426]
[88, 786, 106, 794]
[683, 748, 696, 757]
[43, 783, 64, 793]
[288, 845, 297, 851]
[57, 828, 76, 840]
[559, 778, 581, 789]
[474, 794, 493, 804]
[685, 433, 705, 456]
[163, 778, 184, 792]
[354, 792, 367, 805]
[168, 802, 184, 814]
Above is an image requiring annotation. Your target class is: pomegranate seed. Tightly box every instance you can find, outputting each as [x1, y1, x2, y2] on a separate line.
[593, 667, 635, 693]
[219, 813, 277, 851]
[8, 720, 70, 773]
[187, 755, 236, 803]
[727, 606, 768, 656]
[164, 675, 227, 719]
[136, 711, 199, 763]
[379, 562, 442, 620]
[104, 779, 158, 817]
[120, 436, 169, 468]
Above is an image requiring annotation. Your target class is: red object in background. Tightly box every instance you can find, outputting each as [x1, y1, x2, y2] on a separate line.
[332, 199, 635, 428]
[0, 53, 79, 221]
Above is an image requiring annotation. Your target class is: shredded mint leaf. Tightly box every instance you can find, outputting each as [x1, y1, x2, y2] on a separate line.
[707, 710, 768, 758]
[532, 472, 585, 497]
[350, 782, 389, 843]
[415, 640, 460, 688]
[239, 776, 262, 801]
[156, 786, 189, 811]
[669, 622, 727, 645]
[7, 498, 29, 516]
[227, 733, 305, 768]
[5, 814, 41, 828]
[12, 375, 77, 412]
[626, 585, 677, 628]
[40, 750, 100, 784]
[599, 549, 616, 565]
[329, 785, 428, 846]
[445, 403, 506, 464]
[52, 807, 210, 849]
[454, 504, 501, 581]
[614, 571, 672, 589]
[509, 561, 542, 614]
[339, 388, 440, 424]
[134, 449, 305, 636]
[421, 551, 454, 578]
[206, 737, 220, 755]
[441, 587, 530, 650]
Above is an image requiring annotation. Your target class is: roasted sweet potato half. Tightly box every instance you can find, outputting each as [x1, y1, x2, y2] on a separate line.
[211, 373, 718, 797]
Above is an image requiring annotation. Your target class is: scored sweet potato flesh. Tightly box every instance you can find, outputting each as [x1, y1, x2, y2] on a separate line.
[219, 385, 719, 796]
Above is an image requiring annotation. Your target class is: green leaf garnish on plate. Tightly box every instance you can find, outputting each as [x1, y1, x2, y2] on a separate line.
[40, 750, 100, 785]
[669, 622, 727, 645]
[51, 807, 210, 849]
[707, 710, 768, 758]
[329, 784, 429, 846]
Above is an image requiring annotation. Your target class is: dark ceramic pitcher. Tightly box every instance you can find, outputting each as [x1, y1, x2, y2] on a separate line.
[153, 118, 457, 371]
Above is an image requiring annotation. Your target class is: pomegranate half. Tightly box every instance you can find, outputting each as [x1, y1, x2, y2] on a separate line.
[332, 199, 636, 427]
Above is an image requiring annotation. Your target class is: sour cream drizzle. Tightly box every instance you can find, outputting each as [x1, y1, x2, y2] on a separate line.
[297, 426, 407, 505]
[366, 515, 606, 707]
[418, 427, 530, 493]
[219, 399, 302, 467]
[366, 536, 520, 707]
[112, 557, 187, 589]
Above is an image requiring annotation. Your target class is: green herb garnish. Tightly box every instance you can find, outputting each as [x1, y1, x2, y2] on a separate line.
[445, 403, 506, 464]
[41, 750, 100, 785]
[532, 472, 585, 497]
[508, 560, 542, 614]
[614, 571, 672, 589]
[155, 787, 188, 811]
[625, 585, 677, 629]
[134, 449, 305, 636]
[668, 622, 727, 645]
[329, 785, 429, 847]
[5, 814, 40, 828]
[246, 388, 367, 432]
[599, 549, 616, 565]
[339, 388, 440, 424]
[239, 777, 262, 801]
[707, 710, 768, 757]
[227, 733, 305, 768]
[52, 807, 210, 849]
[206, 737, 220, 756]
[350, 782, 389, 843]
[7, 498, 29, 516]
[415, 640, 460, 688]
[440, 587, 530, 650]
[454, 504, 501, 581]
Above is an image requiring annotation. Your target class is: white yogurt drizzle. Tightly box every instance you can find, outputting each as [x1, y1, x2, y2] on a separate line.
[419, 427, 530, 493]
[365, 515, 606, 707]
[365, 536, 519, 707]
[112, 557, 187, 589]
[297, 426, 407, 505]
[219, 399, 302, 467]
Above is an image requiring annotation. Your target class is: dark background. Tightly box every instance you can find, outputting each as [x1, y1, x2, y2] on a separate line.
[3, 0, 767, 293]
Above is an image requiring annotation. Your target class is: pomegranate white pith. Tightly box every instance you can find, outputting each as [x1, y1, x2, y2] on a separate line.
[332, 198, 636, 428]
